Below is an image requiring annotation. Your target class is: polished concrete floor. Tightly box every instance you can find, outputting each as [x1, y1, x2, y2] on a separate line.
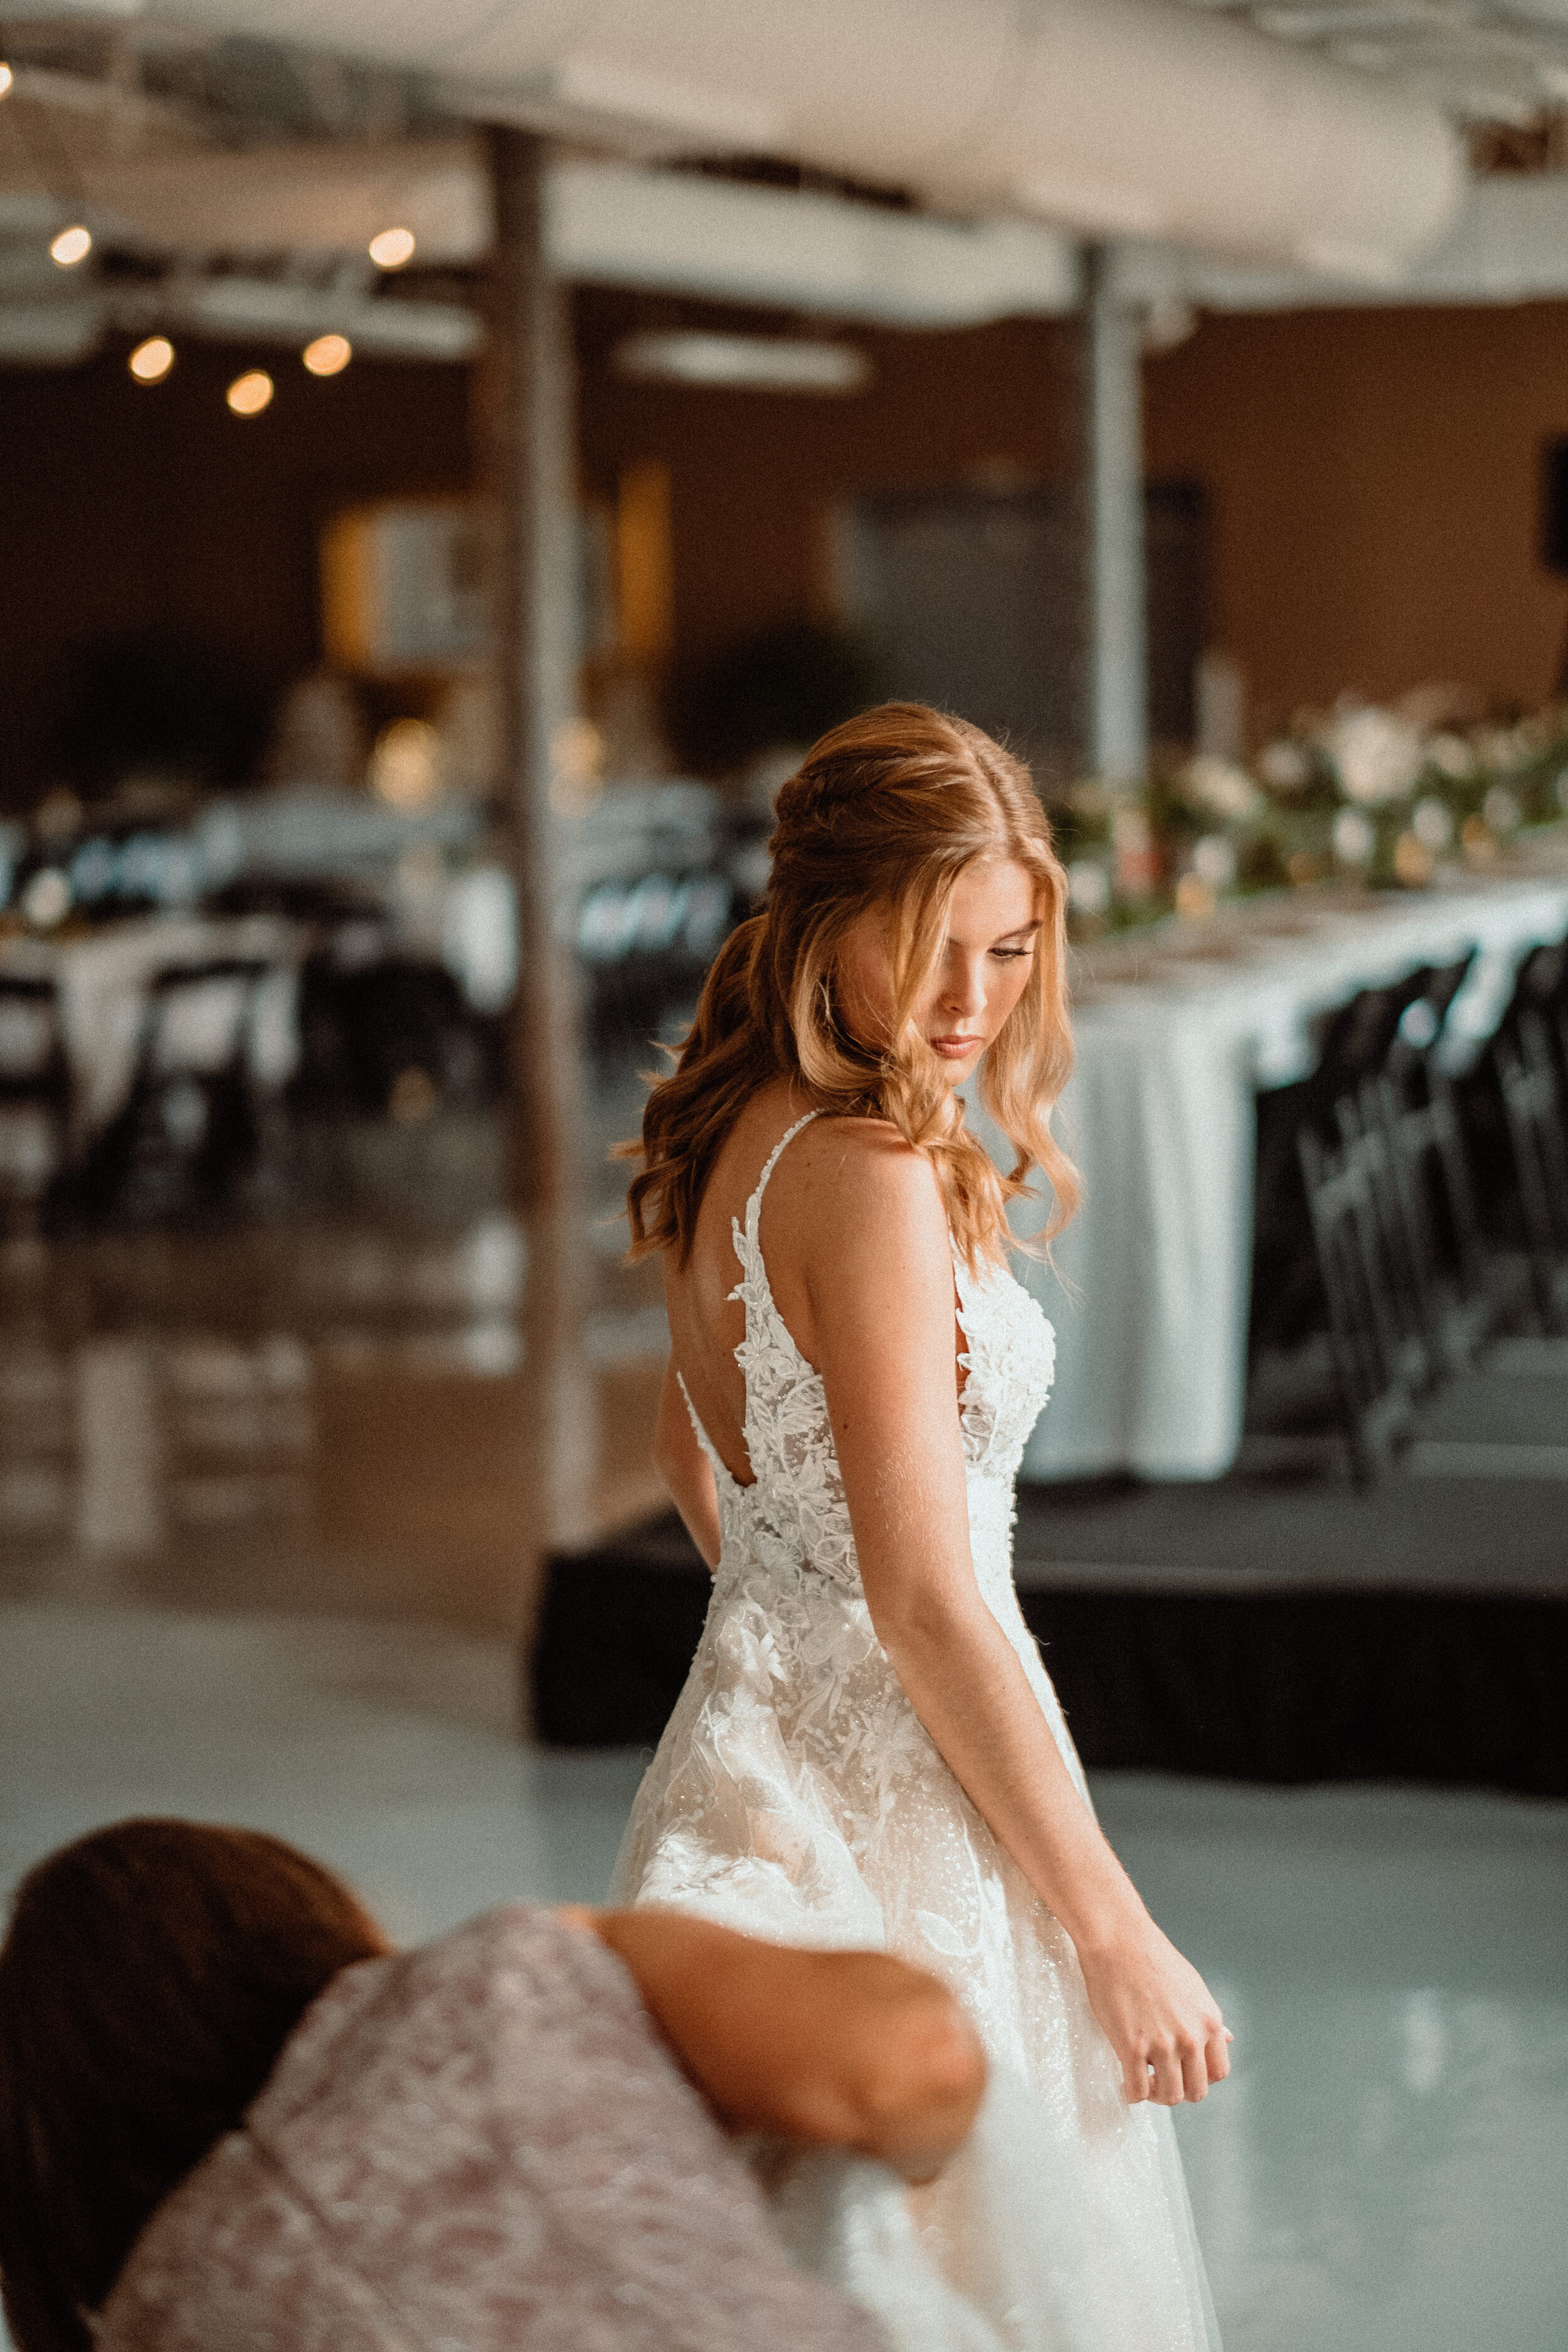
[0, 1209, 669, 1633]
[1, 1195, 1565, 2352]
[3, 1601, 1563, 2352]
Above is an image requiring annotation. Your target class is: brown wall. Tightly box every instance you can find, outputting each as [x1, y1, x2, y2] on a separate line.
[0, 339, 470, 806]
[575, 291, 1073, 677]
[1142, 300, 1568, 733]
[4, 290, 1568, 805]
[580, 292, 1568, 749]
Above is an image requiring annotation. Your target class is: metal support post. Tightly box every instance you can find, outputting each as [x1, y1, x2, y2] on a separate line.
[1064, 245, 1148, 783]
[478, 125, 598, 1555]
[479, 124, 588, 1216]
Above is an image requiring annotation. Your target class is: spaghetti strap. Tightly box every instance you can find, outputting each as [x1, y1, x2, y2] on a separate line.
[732, 1108, 821, 1290]
[749, 1108, 821, 1218]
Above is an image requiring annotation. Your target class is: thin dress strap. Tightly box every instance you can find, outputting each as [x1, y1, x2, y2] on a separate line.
[677, 1109, 822, 1491]
[736, 1108, 821, 1261]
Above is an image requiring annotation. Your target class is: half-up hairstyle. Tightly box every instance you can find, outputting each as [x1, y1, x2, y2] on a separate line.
[623, 702, 1079, 1271]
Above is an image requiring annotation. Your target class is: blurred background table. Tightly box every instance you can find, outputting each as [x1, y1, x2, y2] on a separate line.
[0, 912, 301, 1155]
[990, 866, 1568, 1481]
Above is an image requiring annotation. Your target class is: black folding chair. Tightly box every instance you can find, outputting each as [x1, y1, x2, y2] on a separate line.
[290, 950, 495, 1122]
[0, 973, 70, 1231]
[1355, 951, 1533, 1369]
[1298, 1122, 1419, 1480]
[1492, 1007, 1568, 1331]
[1251, 967, 1450, 1355]
[79, 958, 272, 1222]
[1251, 957, 1502, 1463]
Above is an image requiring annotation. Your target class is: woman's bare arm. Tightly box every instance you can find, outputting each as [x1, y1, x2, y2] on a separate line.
[653, 1356, 723, 1571]
[560, 1905, 987, 2183]
[790, 1128, 1229, 2109]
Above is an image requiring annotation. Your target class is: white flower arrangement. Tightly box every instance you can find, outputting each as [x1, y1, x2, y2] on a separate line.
[1172, 756, 1264, 824]
[1320, 704, 1424, 807]
[1427, 733, 1478, 782]
[1411, 797, 1454, 852]
[1256, 739, 1314, 793]
[1057, 694, 1568, 934]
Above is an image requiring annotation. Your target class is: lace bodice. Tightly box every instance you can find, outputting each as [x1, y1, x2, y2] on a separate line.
[681, 1110, 1057, 1606]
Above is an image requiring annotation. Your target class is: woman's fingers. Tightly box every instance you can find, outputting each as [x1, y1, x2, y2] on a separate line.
[1125, 2023, 1231, 2107]
[1149, 2049, 1185, 2105]
[1081, 1929, 1232, 2107]
[1180, 2038, 1212, 2103]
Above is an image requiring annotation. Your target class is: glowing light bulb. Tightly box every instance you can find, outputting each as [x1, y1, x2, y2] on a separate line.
[302, 333, 352, 377]
[128, 336, 175, 384]
[226, 369, 273, 417]
[369, 718, 443, 810]
[0, 63, 14, 100]
[50, 225, 92, 268]
[368, 226, 415, 270]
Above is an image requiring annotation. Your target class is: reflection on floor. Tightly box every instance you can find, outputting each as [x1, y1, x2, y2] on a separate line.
[0, 1212, 668, 1633]
[1, 1598, 1562, 2352]
[1, 1161, 1564, 2352]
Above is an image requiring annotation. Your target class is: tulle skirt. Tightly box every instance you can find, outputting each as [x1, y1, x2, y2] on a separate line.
[610, 1542, 1221, 2352]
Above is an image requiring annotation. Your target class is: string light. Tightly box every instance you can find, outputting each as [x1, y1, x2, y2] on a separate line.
[0, 63, 14, 100]
[128, 337, 174, 384]
[50, 225, 92, 268]
[226, 369, 273, 416]
[368, 226, 415, 270]
[302, 333, 352, 377]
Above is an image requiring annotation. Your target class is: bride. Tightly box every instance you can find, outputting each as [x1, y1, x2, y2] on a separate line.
[612, 704, 1226, 2349]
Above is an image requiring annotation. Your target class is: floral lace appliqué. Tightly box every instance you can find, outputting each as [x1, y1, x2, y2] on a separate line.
[678, 1111, 1056, 1607]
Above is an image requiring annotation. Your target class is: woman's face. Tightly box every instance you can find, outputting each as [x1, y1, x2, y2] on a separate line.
[837, 857, 1041, 1086]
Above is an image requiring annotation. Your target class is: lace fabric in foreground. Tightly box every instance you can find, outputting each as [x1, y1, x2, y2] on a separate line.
[98, 1907, 888, 2352]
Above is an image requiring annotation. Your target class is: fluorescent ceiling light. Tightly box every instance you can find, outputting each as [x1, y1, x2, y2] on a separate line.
[615, 331, 871, 393]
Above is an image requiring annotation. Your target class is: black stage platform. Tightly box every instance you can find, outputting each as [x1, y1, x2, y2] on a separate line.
[533, 1446, 1568, 1794]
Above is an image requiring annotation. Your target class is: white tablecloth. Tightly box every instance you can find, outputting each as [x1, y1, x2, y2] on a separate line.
[0, 914, 300, 1151]
[976, 869, 1568, 1482]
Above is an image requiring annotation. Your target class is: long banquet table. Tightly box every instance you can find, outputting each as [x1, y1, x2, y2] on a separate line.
[974, 863, 1568, 1483]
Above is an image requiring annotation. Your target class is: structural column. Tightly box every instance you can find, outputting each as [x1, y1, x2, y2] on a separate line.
[479, 125, 586, 1216]
[478, 126, 598, 1553]
[1064, 244, 1149, 783]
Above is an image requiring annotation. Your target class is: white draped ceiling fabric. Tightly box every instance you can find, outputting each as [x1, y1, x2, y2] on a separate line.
[28, 0, 1463, 280]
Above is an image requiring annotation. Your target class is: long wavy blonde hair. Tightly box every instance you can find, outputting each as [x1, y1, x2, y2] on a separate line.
[622, 702, 1079, 1271]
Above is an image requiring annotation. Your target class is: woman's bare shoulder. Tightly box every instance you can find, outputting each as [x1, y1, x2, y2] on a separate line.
[782, 1116, 949, 1249]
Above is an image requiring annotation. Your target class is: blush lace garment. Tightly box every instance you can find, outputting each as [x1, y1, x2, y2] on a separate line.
[611, 1113, 1221, 2352]
[98, 1907, 886, 2352]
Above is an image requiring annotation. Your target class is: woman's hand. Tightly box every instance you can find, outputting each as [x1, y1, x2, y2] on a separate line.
[1074, 1907, 1232, 2106]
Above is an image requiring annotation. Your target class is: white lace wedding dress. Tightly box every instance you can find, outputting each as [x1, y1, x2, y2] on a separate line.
[610, 1113, 1220, 2352]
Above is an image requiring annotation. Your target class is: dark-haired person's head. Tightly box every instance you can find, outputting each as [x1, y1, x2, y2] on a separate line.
[0, 1819, 388, 2352]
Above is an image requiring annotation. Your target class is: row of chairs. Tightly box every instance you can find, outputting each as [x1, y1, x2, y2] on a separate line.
[0, 943, 509, 1233]
[0, 958, 274, 1231]
[1253, 937, 1568, 1478]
